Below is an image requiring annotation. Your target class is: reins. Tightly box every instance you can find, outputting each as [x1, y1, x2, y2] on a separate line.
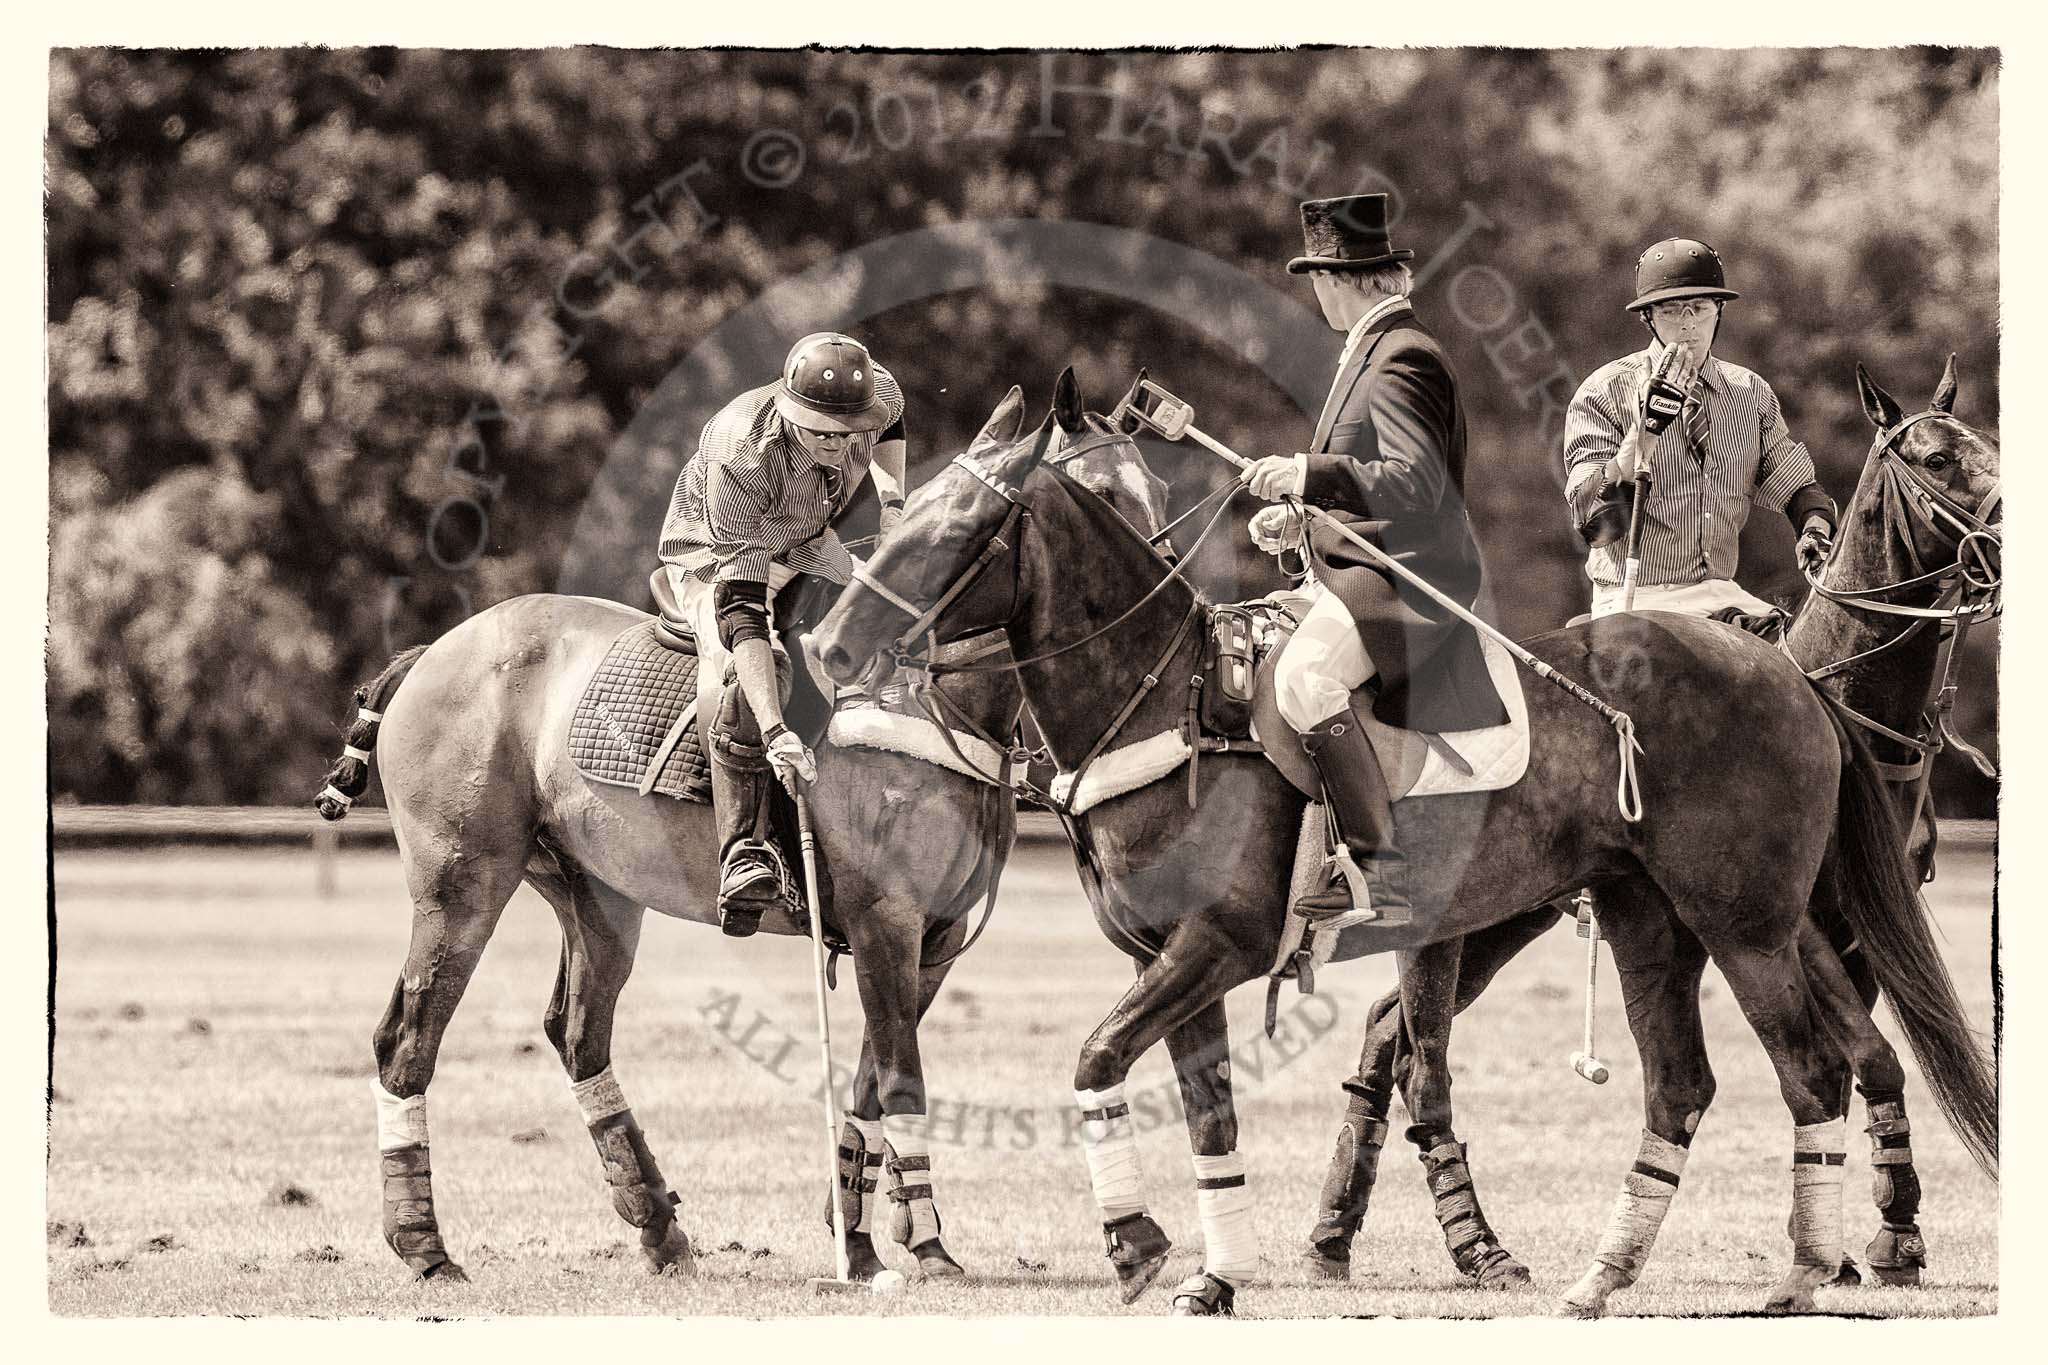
[847, 442, 1243, 816]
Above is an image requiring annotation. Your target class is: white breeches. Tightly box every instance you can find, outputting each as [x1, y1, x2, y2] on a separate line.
[1272, 577, 1378, 733]
[668, 562, 799, 731]
[1589, 577, 1777, 620]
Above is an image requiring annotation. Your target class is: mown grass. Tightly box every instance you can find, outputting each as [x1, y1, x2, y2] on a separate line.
[48, 837, 1998, 1318]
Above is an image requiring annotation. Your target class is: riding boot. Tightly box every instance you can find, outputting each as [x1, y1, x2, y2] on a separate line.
[709, 680, 782, 937]
[1296, 711, 1413, 927]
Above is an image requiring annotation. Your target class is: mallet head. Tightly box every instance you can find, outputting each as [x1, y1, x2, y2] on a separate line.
[1113, 378, 1194, 442]
[1571, 1051, 1610, 1085]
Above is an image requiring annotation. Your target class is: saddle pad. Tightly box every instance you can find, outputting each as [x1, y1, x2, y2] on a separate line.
[568, 620, 712, 803]
[1250, 630, 1531, 802]
[826, 708, 1012, 785]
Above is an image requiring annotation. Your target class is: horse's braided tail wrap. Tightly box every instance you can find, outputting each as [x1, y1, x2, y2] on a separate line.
[315, 644, 428, 822]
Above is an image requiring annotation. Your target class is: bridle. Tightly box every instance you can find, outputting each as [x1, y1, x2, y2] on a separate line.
[845, 428, 1244, 811]
[1796, 408, 2001, 785]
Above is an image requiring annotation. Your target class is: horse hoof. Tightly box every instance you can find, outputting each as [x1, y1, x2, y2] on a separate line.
[1554, 1298, 1604, 1320]
[1117, 1251, 1170, 1305]
[1763, 1292, 1817, 1316]
[1828, 1257, 1862, 1288]
[1105, 1213, 1173, 1305]
[420, 1260, 469, 1284]
[1872, 1264, 1922, 1287]
[1302, 1244, 1351, 1282]
[1475, 1257, 1533, 1291]
[910, 1239, 967, 1280]
[1169, 1272, 1236, 1317]
[640, 1224, 696, 1278]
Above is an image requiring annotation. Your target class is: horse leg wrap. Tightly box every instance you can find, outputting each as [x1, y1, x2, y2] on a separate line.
[1075, 1085, 1146, 1220]
[1590, 1129, 1689, 1283]
[586, 1105, 679, 1241]
[1861, 1093, 1926, 1278]
[832, 1114, 884, 1237]
[1308, 1086, 1390, 1260]
[1193, 1152, 1260, 1286]
[380, 1144, 456, 1276]
[1790, 1117, 1848, 1270]
[883, 1114, 941, 1249]
[1416, 1134, 1515, 1281]
[374, 1083, 454, 1276]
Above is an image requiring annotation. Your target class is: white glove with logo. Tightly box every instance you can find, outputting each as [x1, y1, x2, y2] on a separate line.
[763, 725, 817, 788]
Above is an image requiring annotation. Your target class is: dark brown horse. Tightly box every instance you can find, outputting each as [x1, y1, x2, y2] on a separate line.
[311, 412, 1164, 1285]
[1302, 357, 2000, 1298]
[818, 367, 1950, 1317]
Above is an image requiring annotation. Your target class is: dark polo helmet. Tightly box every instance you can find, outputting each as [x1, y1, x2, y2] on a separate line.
[774, 332, 892, 433]
[1628, 238, 1740, 313]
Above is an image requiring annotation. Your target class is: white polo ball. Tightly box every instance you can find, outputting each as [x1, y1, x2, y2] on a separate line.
[871, 1268, 908, 1295]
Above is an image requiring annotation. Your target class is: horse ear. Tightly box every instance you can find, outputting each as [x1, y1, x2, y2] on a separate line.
[973, 385, 1028, 449]
[1857, 363, 1903, 431]
[1931, 353, 1959, 414]
[1053, 365, 1084, 433]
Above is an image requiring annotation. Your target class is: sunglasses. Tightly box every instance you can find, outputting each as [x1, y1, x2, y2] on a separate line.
[1650, 300, 1720, 321]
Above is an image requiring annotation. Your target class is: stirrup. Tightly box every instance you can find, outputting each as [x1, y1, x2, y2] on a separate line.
[1293, 850, 1412, 929]
[718, 843, 782, 936]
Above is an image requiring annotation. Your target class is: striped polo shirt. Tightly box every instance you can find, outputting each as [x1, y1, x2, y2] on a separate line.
[1562, 347, 1818, 588]
[659, 365, 906, 586]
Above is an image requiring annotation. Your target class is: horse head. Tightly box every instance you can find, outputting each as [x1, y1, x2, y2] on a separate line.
[817, 370, 1069, 684]
[1854, 356, 2001, 574]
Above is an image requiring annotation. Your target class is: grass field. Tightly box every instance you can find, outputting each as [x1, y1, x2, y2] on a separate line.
[47, 829, 1999, 1318]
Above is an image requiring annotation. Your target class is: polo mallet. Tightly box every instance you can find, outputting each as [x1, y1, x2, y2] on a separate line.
[791, 781, 894, 1297]
[1619, 343, 1690, 610]
[1562, 350, 1690, 1085]
[1570, 890, 1609, 1085]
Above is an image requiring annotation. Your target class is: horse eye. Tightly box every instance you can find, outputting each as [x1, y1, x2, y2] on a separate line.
[1923, 454, 1951, 471]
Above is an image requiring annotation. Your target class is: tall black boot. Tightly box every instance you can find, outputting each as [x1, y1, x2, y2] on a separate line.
[708, 680, 782, 937]
[1297, 711, 1412, 926]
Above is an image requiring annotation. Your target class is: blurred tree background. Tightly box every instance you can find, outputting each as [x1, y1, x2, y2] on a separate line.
[46, 48, 1999, 811]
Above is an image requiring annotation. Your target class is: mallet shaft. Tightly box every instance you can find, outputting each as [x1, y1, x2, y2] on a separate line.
[796, 788, 853, 1285]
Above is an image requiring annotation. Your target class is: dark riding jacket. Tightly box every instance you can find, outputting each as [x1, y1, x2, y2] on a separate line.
[1300, 303, 1507, 733]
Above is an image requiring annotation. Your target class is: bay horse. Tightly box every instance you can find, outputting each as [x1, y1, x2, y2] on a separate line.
[816, 367, 1946, 1317]
[1302, 356, 2000, 1296]
[311, 410, 1165, 1285]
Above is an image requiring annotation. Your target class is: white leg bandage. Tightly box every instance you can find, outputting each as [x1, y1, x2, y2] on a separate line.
[1790, 1118, 1848, 1268]
[883, 1113, 941, 1248]
[1193, 1151, 1260, 1286]
[569, 1065, 629, 1126]
[1591, 1129, 1689, 1282]
[374, 1081, 430, 1153]
[1076, 1085, 1146, 1220]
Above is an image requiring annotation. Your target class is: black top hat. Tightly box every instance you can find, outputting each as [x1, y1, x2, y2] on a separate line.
[1287, 195, 1416, 275]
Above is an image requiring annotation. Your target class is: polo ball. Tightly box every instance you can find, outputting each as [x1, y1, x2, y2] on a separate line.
[871, 1269, 908, 1295]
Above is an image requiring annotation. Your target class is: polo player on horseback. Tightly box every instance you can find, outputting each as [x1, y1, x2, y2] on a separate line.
[659, 331, 908, 935]
[1239, 195, 1507, 926]
[1565, 237, 1837, 625]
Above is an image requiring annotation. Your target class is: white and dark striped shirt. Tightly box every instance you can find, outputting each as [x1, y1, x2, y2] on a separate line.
[659, 365, 905, 586]
[1563, 347, 1819, 588]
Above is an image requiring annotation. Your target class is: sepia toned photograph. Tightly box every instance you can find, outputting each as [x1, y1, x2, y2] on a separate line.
[44, 40, 2001, 1321]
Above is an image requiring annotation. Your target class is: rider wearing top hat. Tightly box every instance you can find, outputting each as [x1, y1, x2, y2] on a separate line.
[1564, 238, 1837, 624]
[659, 332, 908, 935]
[1239, 195, 1507, 926]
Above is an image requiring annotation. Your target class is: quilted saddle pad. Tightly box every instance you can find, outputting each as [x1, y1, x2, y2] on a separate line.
[568, 620, 712, 803]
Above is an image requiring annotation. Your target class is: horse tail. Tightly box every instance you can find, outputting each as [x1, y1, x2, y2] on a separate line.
[1825, 708, 1999, 1176]
[314, 645, 429, 822]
